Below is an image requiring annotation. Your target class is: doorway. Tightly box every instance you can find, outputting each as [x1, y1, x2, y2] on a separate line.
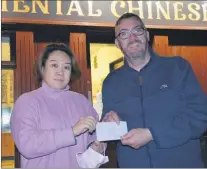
[90, 43, 123, 119]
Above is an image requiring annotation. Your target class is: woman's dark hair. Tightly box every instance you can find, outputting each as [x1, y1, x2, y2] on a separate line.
[35, 43, 81, 84]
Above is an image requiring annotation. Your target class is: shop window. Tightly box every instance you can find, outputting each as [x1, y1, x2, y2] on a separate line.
[1, 31, 16, 168]
[2, 70, 14, 133]
[2, 36, 11, 61]
[2, 32, 16, 68]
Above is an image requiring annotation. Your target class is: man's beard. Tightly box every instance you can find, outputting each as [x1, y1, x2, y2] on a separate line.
[130, 50, 145, 60]
[126, 40, 147, 60]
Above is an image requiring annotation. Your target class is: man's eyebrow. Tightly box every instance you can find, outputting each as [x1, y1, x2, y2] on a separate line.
[119, 28, 128, 32]
[49, 60, 71, 64]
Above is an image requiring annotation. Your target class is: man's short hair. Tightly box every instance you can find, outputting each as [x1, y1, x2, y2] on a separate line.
[115, 13, 145, 27]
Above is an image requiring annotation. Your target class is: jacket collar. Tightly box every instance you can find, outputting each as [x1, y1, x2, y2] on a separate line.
[123, 48, 159, 73]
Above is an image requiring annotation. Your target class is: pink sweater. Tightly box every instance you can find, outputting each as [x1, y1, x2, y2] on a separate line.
[11, 82, 98, 168]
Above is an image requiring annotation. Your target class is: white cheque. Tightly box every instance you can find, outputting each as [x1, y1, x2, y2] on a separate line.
[96, 121, 128, 142]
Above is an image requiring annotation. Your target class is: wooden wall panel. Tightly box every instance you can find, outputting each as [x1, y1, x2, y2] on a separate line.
[1, 133, 15, 157]
[153, 36, 207, 94]
[15, 32, 36, 100]
[34, 43, 48, 57]
[33, 42, 48, 88]
[70, 33, 91, 98]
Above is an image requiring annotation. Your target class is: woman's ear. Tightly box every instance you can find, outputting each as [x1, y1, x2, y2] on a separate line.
[41, 66, 45, 73]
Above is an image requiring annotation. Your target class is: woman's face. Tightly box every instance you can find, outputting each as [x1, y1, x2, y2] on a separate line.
[42, 50, 72, 90]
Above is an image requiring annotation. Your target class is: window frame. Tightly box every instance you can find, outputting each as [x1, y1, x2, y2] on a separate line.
[2, 31, 16, 69]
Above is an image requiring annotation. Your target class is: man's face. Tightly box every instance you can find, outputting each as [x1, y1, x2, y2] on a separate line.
[115, 17, 149, 61]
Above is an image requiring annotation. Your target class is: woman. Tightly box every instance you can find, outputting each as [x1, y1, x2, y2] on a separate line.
[10, 44, 105, 168]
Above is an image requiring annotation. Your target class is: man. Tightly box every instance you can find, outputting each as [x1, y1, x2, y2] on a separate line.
[101, 12, 207, 167]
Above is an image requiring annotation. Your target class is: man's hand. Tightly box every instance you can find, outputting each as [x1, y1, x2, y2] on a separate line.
[121, 128, 153, 149]
[102, 111, 120, 124]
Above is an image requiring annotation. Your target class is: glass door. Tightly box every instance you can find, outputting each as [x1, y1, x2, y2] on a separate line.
[89, 43, 123, 119]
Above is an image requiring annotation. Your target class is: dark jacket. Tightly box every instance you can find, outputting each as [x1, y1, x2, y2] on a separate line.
[101, 50, 207, 168]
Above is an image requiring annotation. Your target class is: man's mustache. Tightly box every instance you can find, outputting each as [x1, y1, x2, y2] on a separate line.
[128, 39, 144, 46]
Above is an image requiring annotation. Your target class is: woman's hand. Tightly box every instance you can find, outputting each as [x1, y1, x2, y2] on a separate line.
[73, 116, 97, 136]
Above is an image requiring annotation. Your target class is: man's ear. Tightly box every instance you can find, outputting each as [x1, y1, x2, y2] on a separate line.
[115, 39, 120, 49]
[146, 31, 150, 42]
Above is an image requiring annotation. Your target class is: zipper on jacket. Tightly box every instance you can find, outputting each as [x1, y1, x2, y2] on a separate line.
[139, 74, 153, 168]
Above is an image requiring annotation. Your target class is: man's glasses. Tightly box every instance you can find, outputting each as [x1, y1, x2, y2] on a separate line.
[116, 26, 146, 40]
